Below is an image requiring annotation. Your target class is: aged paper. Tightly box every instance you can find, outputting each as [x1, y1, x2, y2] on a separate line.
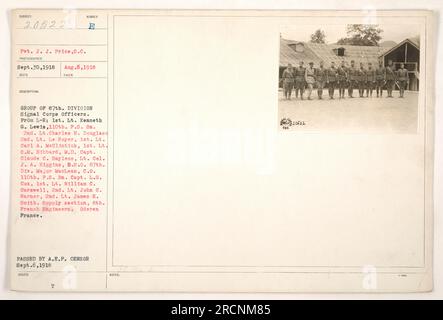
[9, 9, 435, 292]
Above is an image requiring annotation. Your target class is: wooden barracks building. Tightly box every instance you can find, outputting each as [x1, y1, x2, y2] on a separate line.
[280, 36, 420, 91]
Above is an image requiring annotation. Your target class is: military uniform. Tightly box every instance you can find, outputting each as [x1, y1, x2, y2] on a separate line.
[365, 67, 376, 97]
[396, 67, 409, 98]
[326, 66, 338, 99]
[375, 66, 386, 97]
[385, 65, 396, 97]
[357, 68, 366, 97]
[294, 66, 306, 99]
[337, 65, 347, 98]
[281, 68, 295, 100]
[347, 66, 358, 97]
[305, 66, 316, 100]
[315, 67, 327, 99]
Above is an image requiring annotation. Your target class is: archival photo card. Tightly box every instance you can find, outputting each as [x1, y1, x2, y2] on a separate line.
[9, 10, 435, 292]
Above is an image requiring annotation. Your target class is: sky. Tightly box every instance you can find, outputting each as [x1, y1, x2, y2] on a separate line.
[281, 24, 420, 44]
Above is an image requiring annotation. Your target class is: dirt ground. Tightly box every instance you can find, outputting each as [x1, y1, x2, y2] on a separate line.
[278, 89, 419, 133]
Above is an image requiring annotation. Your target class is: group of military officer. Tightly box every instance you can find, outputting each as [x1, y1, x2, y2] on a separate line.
[281, 59, 410, 101]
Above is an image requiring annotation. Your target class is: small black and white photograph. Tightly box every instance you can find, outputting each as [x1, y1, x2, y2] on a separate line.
[278, 24, 421, 132]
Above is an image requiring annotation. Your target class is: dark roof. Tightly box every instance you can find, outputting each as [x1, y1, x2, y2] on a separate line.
[279, 39, 321, 66]
[280, 38, 390, 67]
[308, 43, 389, 66]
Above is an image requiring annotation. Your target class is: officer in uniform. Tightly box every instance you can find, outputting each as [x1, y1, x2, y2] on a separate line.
[365, 62, 376, 98]
[294, 61, 306, 100]
[375, 60, 386, 98]
[326, 61, 338, 99]
[396, 63, 409, 98]
[337, 60, 348, 99]
[281, 63, 295, 100]
[357, 63, 366, 98]
[385, 60, 396, 98]
[347, 60, 358, 98]
[305, 62, 316, 100]
[315, 61, 327, 99]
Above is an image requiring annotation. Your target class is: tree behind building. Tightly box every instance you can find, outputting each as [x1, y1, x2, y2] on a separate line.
[337, 24, 383, 46]
[310, 29, 326, 44]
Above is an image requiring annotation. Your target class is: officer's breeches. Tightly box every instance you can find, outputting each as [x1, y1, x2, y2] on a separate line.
[328, 81, 336, 97]
[375, 80, 384, 89]
[348, 80, 356, 96]
[386, 80, 394, 94]
[295, 81, 305, 95]
[317, 81, 325, 97]
[398, 80, 406, 90]
[283, 80, 294, 97]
